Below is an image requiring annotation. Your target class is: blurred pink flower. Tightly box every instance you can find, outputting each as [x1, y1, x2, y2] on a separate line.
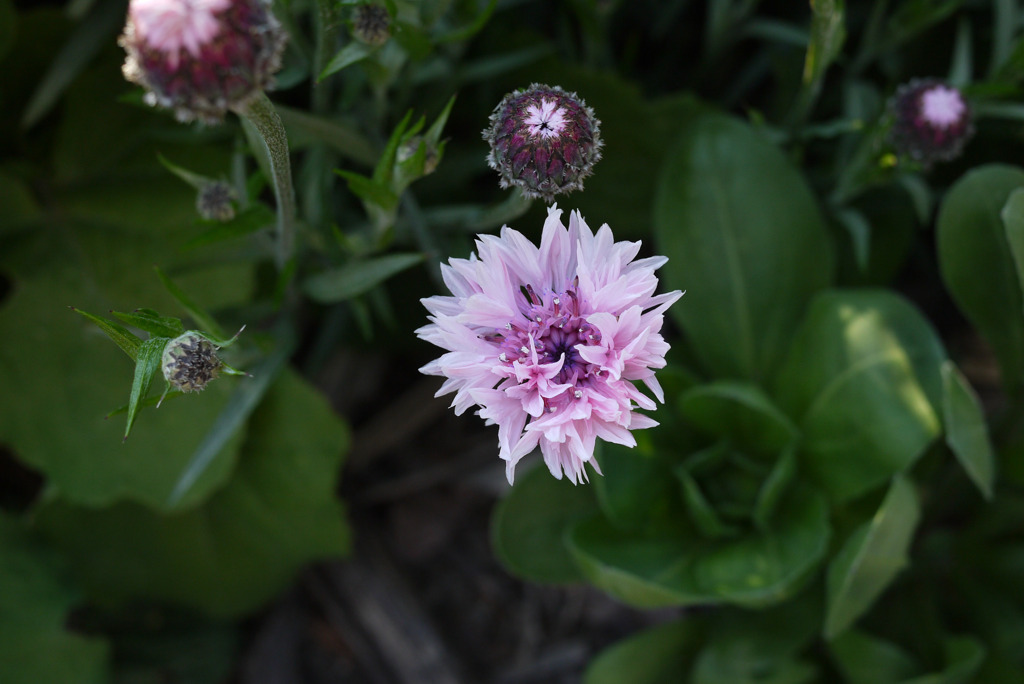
[120, 0, 287, 123]
[418, 206, 682, 484]
[887, 79, 973, 166]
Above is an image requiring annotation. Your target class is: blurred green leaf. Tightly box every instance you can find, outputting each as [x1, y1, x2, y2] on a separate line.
[680, 381, 799, 455]
[319, 40, 378, 81]
[304, 252, 424, 303]
[584, 619, 704, 684]
[676, 453, 742, 539]
[0, 0, 16, 65]
[435, 0, 497, 43]
[774, 290, 945, 502]
[276, 105, 378, 167]
[797, 0, 845, 119]
[830, 630, 920, 683]
[491, 460, 599, 583]
[901, 637, 985, 684]
[825, 475, 920, 639]
[941, 361, 995, 499]
[125, 337, 168, 440]
[158, 154, 215, 190]
[654, 110, 834, 383]
[1002, 187, 1024, 309]
[20, 0, 124, 129]
[111, 308, 184, 339]
[1, 225, 250, 510]
[568, 485, 829, 609]
[0, 514, 110, 684]
[937, 165, 1024, 393]
[36, 370, 350, 618]
[336, 169, 400, 210]
[155, 267, 228, 342]
[592, 436, 683, 531]
[72, 307, 143, 360]
[184, 204, 277, 249]
[753, 445, 799, 531]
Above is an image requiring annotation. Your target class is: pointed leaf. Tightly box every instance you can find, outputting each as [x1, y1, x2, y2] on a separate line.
[111, 308, 184, 338]
[184, 204, 277, 249]
[941, 361, 995, 499]
[335, 169, 400, 210]
[680, 381, 798, 455]
[154, 266, 227, 341]
[319, 41, 378, 81]
[654, 110, 834, 382]
[568, 485, 829, 609]
[158, 154, 215, 190]
[1001, 187, 1024, 308]
[592, 435, 684, 531]
[753, 445, 799, 531]
[36, 370, 350, 618]
[71, 307, 143, 360]
[491, 461, 599, 583]
[125, 337, 169, 440]
[937, 165, 1024, 392]
[276, 105, 377, 166]
[303, 252, 424, 303]
[825, 475, 920, 639]
[0, 514, 110, 684]
[830, 631, 919, 684]
[774, 290, 945, 502]
[585, 619, 704, 684]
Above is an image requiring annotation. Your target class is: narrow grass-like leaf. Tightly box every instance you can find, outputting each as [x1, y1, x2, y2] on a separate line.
[304, 252, 424, 303]
[318, 41, 378, 82]
[166, 327, 293, 507]
[71, 307, 142, 361]
[335, 170, 400, 210]
[184, 205, 276, 249]
[111, 309, 184, 339]
[825, 475, 920, 639]
[154, 267, 227, 341]
[425, 94, 456, 145]
[435, 0, 497, 43]
[157, 154, 214, 190]
[275, 105, 377, 166]
[125, 338, 168, 440]
[20, 0, 123, 128]
[941, 361, 995, 499]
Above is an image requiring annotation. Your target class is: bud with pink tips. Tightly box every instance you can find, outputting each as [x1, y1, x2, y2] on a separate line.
[120, 0, 288, 124]
[887, 79, 974, 166]
[483, 84, 603, 202]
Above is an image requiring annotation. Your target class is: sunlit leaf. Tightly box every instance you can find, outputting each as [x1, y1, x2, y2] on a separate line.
[941, 361, 995, 499]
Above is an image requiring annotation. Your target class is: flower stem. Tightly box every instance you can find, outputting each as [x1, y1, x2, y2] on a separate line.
[234, 92, 297, 270]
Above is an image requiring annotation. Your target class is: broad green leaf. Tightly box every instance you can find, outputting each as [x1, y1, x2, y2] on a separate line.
[592, 436, 682, 531]
[568, 485, 829, 609]
[680, 381, 798, 456]
[0, 225, 251, 510]
[584, 619, 704, 684]
[902, 637, 985, 684]
[676, 456, 741, 539]
[71, 307, 143, 360]
[825, 475, 920, 639]
[941, 361, 995, 499]
[125, 337, 169, 440]
[937, 165, 1024, 392]
[830, 631, 919, 684]
[112, 308, 184, 339]
[304, 253, 425, 303]
[491, 460, 599, 583]
[36, 370, 350, 618]
[774, 290, 945, 502]
[654, 110, 834, 382]
[0, 515, 109, 684]
[1002, 187, 1024, 310]
[753, 445, 799, 531]
[692, 598, 821, 684]
[166, 333, 291, 506]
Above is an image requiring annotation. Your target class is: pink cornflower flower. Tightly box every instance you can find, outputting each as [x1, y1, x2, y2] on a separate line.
[887, 79, 973, 166]
[120, 0, 287, 123]
[417, 206, 682, 484]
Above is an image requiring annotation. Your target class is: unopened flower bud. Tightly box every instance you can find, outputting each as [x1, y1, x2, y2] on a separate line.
[196, 181, 237, 221]
[398, 136, 439, 176]
[351, 4, 391, 46]
[887, 79, 973, 166]
[483, 84, 602, 202]
[162, 333, 222, 393]
[120, 0, 288, 124]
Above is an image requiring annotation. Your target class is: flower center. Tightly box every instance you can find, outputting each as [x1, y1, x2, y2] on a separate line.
[920, 86, 965, 128]
[523, 99, 568, 139]
[488, 283, 603, 408]
[132, 0, 231, 61]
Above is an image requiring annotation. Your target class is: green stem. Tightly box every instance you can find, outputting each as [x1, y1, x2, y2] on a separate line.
[234, 92, 297, 270]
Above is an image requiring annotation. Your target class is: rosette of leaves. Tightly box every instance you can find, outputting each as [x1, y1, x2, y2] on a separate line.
[492, 109, 997, 680]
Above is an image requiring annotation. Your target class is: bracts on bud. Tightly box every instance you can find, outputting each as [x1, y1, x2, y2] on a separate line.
[483, 84, 603, 202]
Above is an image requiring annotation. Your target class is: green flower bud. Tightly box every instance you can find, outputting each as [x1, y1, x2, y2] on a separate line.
[161, 333, 222, 393]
